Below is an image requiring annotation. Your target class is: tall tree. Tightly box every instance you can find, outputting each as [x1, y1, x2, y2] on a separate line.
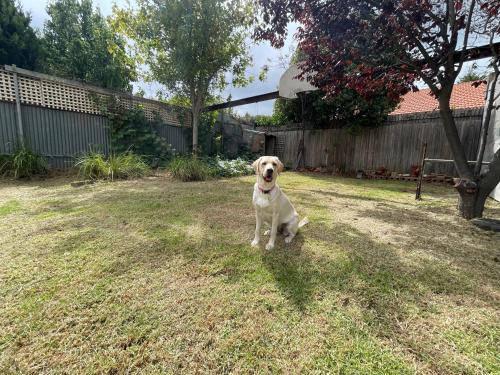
[113, 0, 253, 154]
[0, 0, 43, 70]
[256, 0, 500, 219]
[43, 0, 136, 91]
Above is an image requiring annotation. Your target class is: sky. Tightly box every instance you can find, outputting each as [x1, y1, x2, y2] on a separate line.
[19, 0, 297, 116]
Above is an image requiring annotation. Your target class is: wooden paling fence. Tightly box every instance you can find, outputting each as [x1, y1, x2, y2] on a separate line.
[0, 65, 191, 169]
[265, 109, 483, 177]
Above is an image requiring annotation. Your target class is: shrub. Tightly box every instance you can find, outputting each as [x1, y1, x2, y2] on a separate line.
[0, 147, 48, 178]
[76, 151, 150, 181]
[0, 155, 11, 176]
[75, 152, 108, 180]
[206, 156, 253, 178]
[168, 155, 253, 182]
[108, 153, 149, 180]
[168, 156, 211, 182]
[254, 113, 286, 127]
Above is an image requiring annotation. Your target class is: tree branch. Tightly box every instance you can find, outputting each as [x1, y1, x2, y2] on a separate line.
[480, 148, 500, 191]
[446, 0, 459, 77]
[474, 70, 499, 176]
[424, 8, 449, 44]
[455, 0, 477, 77]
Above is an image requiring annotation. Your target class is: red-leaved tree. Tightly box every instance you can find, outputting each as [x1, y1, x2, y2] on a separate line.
[256, 0, 500, 219]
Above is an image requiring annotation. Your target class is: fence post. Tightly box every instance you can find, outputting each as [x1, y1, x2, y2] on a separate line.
[12, 66, 25, 147]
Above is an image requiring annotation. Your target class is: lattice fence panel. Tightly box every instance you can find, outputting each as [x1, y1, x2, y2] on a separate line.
[41, 80, 101, 114]
[0, 66, 189, 126]
[0, 70, 15, 102]
[19, 76, 43, 106]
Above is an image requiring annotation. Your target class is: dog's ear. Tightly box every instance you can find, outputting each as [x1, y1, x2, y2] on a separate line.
[275, 157, 284, 174]
[252, 157, 262, 173]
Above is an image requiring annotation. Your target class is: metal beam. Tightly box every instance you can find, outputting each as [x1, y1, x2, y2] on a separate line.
[203, 91, 279, 112]
[450, 41, 500, 63]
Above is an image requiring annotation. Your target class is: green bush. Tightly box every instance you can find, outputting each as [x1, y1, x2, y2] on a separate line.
[0, 147, 48, 178]
[254, 113, 287, 127]
[76, 152, 150, 181]
[108, 153, 149, 180]
[205, 156, 253, 178]
[168, 156, 211, 182]
[0, 155, 11, 176]
[75, 152, 109, 180]
[168, 155, 253, 181]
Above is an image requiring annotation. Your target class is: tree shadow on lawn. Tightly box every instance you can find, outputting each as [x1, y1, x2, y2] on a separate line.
[259, 216, 499, 371]
[0, 175, 78, 189]
[293, 173, 453, 195]
[292, 188, 408, 205]
[265, 218, 498, 310]
[33, 181, 499, 318]
[21, 180, 500, 372]
[355, 203, 500, 277]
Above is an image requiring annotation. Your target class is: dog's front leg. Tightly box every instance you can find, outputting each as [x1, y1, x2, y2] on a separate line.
[251, 208, 261, 247]
[266, 210, 279, 250]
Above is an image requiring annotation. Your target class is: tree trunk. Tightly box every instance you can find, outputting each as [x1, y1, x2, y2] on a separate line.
[457, 188, 489, 220]
[438, 95, 474, 180]
[192, 110, 199, 155]
[436, 93, 487, 219]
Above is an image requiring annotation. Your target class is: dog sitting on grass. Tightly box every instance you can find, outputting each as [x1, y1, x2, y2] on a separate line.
[251, 156, 308, 250]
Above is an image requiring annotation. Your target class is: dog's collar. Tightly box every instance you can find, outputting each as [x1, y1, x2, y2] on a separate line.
[258, 185, 275, 194]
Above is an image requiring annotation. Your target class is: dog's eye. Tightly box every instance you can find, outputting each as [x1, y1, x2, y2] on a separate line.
[272, 162, 277, 166]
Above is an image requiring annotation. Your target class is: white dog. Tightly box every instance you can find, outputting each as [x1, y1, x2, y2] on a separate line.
[251, 156, 308, 250]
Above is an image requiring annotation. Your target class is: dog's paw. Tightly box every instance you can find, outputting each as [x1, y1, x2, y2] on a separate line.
[264, 230, 270, 236]
[251, 239, 260, 247]
[284, 235, 294, 244]
[265, 242, 275, 250]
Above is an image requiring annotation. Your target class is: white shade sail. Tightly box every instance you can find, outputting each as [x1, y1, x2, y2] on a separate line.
[278, 64, 318, 99]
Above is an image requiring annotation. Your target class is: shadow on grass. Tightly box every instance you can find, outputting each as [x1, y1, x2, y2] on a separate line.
[0, 174, 78, 189]
[259, 235, 312, 310]
[23, 179, 496, 310]
[16, 176, 499, 373]
[356, 203, 500, 272]
[291, 188, 407, 205]
[293, 173, 453, 194]
[32, 179, 499, 314]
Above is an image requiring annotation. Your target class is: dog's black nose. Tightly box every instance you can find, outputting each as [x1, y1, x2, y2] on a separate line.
[265, 169, 273, 176]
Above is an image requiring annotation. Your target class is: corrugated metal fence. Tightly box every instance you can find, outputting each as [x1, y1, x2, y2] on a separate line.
[0, 102, 189, 169]
[0, 65, 190, 169]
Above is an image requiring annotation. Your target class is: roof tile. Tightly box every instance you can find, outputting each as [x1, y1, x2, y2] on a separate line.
[391, 81, 486, 115]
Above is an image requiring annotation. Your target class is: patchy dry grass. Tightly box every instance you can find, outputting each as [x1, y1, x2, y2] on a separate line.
[0, 173, 499, 374]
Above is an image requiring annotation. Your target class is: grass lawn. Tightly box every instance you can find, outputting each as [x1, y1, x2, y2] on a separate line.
[0, 172, 499, 374]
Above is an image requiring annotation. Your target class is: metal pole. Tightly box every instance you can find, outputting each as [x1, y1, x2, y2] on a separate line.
[415, 142, 427, 200]
[12, 67, 25, 147]
[220, 109, 224, 156]
[294, 92, 306, 169]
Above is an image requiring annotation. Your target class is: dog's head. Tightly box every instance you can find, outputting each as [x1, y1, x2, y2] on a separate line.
[252, 156, 284, 184]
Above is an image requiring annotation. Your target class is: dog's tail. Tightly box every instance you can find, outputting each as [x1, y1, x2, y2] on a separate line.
[298, 217, 309, 228]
